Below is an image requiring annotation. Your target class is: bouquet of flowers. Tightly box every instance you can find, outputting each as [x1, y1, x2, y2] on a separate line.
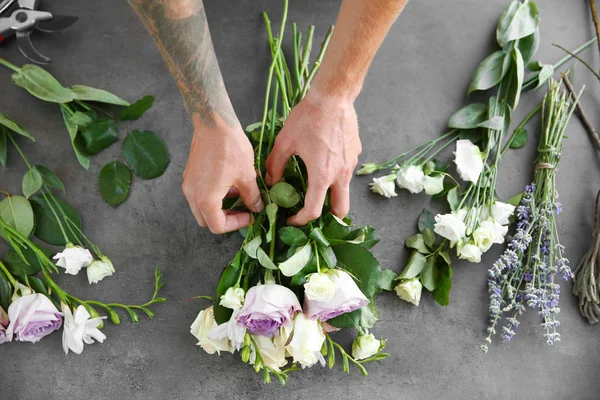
[0, 112, 165, 353]
[483, 79, 580, 351]
[190, 1, 393, 385]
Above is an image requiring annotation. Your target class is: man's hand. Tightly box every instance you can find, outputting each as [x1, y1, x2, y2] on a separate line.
[266, 91, 360, 226]
[183, 118, 263, 233]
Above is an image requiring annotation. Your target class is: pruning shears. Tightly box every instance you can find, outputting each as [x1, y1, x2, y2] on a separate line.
[0, 0, 78, 64]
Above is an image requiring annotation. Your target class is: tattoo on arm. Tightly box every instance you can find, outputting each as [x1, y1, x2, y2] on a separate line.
[128, 0, 237, 128]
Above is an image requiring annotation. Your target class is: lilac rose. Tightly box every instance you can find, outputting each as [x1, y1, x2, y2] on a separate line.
[304, 269, 368, 321]
[236, 284, 301, 337]
[0, 306, 9, 344]
[6, 294, 62, 343]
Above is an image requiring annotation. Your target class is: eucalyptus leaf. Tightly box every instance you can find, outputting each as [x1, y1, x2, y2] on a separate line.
[122, 130, 169, 179]
[518, 29, 540, 64]
[243, 236, 262, 259]
[60, 105, 91, 170]
[30, 194, 82, 245]
[448, 103, 488, 129]
[509, 128, 528, 149]
[506, 192, 523, 207]
[503, 46, 525, 110]
[99, 161, 132, 207]
[69, 111, 94, 127]
[269, 182, 300, 208]
[467, 50, 510, 95]
[533, 64, 554, 90]
[278, 242, 312, 277]
[70, 85, 130, 106]
[397, 251, 426, 280]
[420, 256, 438, 291]
[34, 165, 65, 192]
[245, 122, 262, 132]
[12, 65, 74, 103]
[405, 233, 430, 254]
[0, 195, 34, 238]
[22, 168, 43, 198]
[477, 116, 504, 131]
[80, 119, 119, 154]
[0, 114, 35, 141]
[118, 95, 155, 121]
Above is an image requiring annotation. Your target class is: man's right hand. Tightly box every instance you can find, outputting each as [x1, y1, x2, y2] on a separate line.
[182, 118, 264, 234]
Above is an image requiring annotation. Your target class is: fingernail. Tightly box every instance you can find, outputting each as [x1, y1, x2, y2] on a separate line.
[255, 199, 264, 211]
[265, 174, 272, 186]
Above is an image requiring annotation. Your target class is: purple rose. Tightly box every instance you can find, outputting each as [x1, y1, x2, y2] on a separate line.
[0, 306, 8, 344]
[304, 269, 368, 321]
[6, 294, 62, 343]
[236, 284, 301, 337]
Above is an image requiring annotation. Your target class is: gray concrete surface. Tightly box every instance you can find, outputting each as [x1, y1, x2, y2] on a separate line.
[1, 0, 600, 399]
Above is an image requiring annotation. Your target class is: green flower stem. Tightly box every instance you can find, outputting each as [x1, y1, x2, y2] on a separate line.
[420, 134, 459, 166]
[267, 80, 280, 155]
[313, 241, 321, 274]
[0, 57, 21, 73]
[40, 189, 72, 245]
[326, 333, 368, 376]
[0, 261, 17, 286]
[300, 26, 334, 99]
[291, 23, 302, 92]
[501, 103, 542, 157]
[300, 26, 315, 79]
[248, 335, 290, 385]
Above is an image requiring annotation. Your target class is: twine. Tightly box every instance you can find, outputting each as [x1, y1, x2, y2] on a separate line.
[534, 162, 555, 171]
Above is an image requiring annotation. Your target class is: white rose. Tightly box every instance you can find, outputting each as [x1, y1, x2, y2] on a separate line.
[457, 242, 482, 263]
[491, 201, 516, 225]
[87, 256, 115, 284]
[369, 175, 397, 198]
[190, 306, 234, 355]
[434, 212, 467, 243]
[220, 287, 245, 310]
[394, 278, 422, 306]
[473, 220, 497, 252]
[396, 165, 425, 194]
[53, 243, 93, 275]
[249, 332, 288, 371]
[352, 333, 381, 360]
[61, 303, 106, 355]
[454, 139, 483, 183]
[304, 273, 336, 302]
[284, 313, 326, 369]
[423, 174, 444, 195]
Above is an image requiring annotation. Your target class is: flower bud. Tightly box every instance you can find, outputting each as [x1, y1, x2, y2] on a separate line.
[356, 163, 379, 175]
[394, 278, 423, 306]
[352, 333, 381, 360]
[241, 346, 251, 363]
[244, 332, 252, 347]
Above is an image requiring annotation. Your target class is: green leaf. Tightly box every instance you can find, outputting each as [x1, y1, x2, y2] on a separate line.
[214, 254, 241, 324]
[118, 95, 155, 121]
[448, 103, 488, 129]
[423, 228, 436, 249]
[98, 161, 132, 207]
[328, 308, 361, 329]
[503, 46, 525, 110]
[60, 105, 91, 170]
[269, 182, 300, 208]
[0, 195, 34, 238]
[122, 130, 170, 179]
[0, 128, 6, 167]
[457, 129, 483, 144]
[497, 0, 539, 47]
[360, 301, 380, 329]
[439, 251, 451, 265]
[533, 64, 554, 90]
[0, 114, 35, 141]
[420, 256, 438, 291]
[332, 243, 382, 298]
[506, 192, 523, 207]
[278, 242, 312, 277]
[68, 111, 94, 127]
[405, 233, 430, 254]
[518, 29, 540, 64]
[243, 236, 262, 259]
[278, 226, 308, 246]
[509, 128, 528, 149]
[417, 209, 435, 233]
[477, 116, 504, 131]
[245, 122, 262, 132]
[3, 244, 53, 276]
[34, 165, 65, 192]
[320, 246, 337, 269]
[378, 269, 398, 291]
[397, 251, 427, 280]
[28, 276, 50, 297]
[467, 50, 511, 95]
[30, 194, 82, 246]
[257, 248, 277, 270]
[447, 187, 460, 211]
[80, 119, 119, 154]
[265, 203, 278, 243]
[22, 168, 43, 198]
[433, 261, 453, 306]
[70, 85, 130, 106]
[322, 213, 352, 239]
[0, 271, 10, 311]
[11, 65, 74, 103]
[309, 227, 330, 248]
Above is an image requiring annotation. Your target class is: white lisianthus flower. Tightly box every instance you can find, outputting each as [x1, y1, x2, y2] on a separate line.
[457, 241, 482, 263]
[209, 309, 246, 351]
[190, 306, 234, 355]
[352, 333, 381, 360]
[284, 313, 326, 369]
[423, 174, 445, 195]
[394, 278, 423, 306]
[473, 220, 497, 252]
[491, 220, 509, 244]
[396, 165, 425, 194]
[220, 287, 245, 310]
[304, 273, 336, 302]
[53, 243, 93, 275]
[249, 332, 288, 372]
[369, 175, 397, 198]
[61, 303, 106, 355]
[454, 139, 484, 183]
[491, 201, 516, 225]
[11, 281, 33, 301]
[87, 256, 115, 284]
[434, 211, 467, 244]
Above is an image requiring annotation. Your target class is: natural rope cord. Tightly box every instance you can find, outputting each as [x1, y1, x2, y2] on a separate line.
[534, 162, 555, 171]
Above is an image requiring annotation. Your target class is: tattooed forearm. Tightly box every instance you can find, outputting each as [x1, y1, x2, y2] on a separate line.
[128, 0, 237, 128]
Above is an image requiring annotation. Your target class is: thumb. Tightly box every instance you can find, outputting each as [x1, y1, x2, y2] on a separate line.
[265, 138, 293, 186]
[236, 177, 264, 212]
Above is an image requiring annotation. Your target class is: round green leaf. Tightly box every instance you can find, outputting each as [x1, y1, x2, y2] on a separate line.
[509, 128, 528, 149]
[279, 226, 308, 246]
[3, 244, 53, 276]
[448, 103, 488, 129]
[0, 195, 34, 238]
[80, 119, 119, 154]
[99, 161, 132, 207]
[22, 168, 43, 198]
[12, 65, 74, 103]
[332, 243, 382, 298]
[30, 194, 82, 246]
[122, 130, 169, 179]
[269, 182, 300, 208]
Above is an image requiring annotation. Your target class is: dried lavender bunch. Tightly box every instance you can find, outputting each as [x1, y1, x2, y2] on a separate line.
[482, 79, 581, 352]
[573, 190, 600, 323]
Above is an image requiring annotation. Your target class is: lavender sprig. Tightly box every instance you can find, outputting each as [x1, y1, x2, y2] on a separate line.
[482, 79, 581, 352]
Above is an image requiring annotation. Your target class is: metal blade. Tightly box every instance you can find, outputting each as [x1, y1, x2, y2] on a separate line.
[35, 15, 78, 32]
[16, 30, 51, 64]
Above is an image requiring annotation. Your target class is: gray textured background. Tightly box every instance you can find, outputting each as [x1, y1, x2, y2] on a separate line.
[1, 0, 600, 399]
